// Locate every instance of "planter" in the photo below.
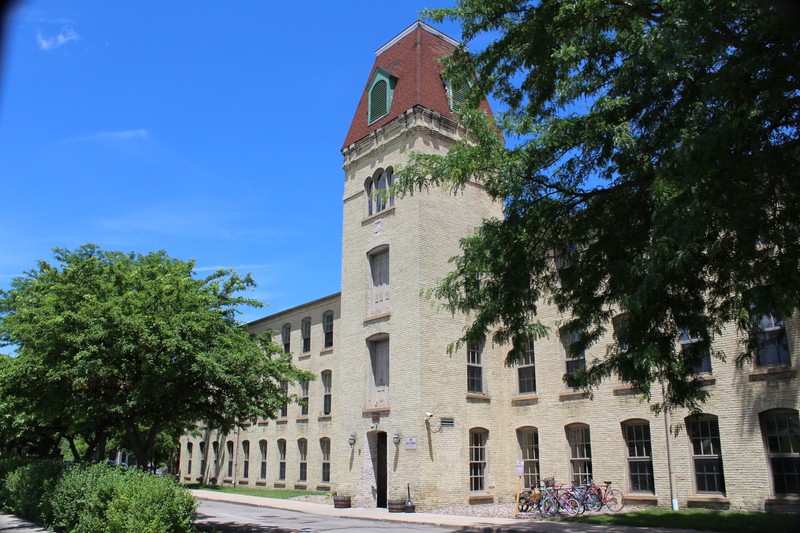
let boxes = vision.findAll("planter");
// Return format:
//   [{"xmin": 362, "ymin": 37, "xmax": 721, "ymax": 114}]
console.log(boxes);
[
  {"xmin": 404, "ymin": 501, "xmax": 416, "ymax": 513},
  {"xmin": 387, "ymin": 499, "xmax": 405, "ymax": 513},
  {"xmin": 333, "ymin": 495, "xmax": 351, "ymax": 509}
]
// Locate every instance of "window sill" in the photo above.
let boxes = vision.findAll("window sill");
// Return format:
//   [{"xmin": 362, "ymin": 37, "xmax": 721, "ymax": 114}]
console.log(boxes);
[
  {"xmin": 693, "ymin": 375, "xmax": 716, "ymax": 386},
  {"xmin": 559, "ymin": 390, "xmax": 589, "ymax": 401},
  {"xmin": 294, "ymin": 483, "xmax": 307, "ymax": 490},
  {"xmin": 511, "ymin": 394, "xmax": 538, "ymax": 405},
  {"xmin": 238, "ymin": 480, "xmax": 249, "ymax": 485},
  {"xmin": 362, "ymin": 206, "xmax": 396, "ymax": 225},
  {"xmin": 468, "ymin": 494, "xmax": 494, "ymax": 504},
  {"xmin": 318, "ymin": 415, "xmax": 332, "ymax": 421},
  {"xmin": 296, "ymin": 416, "xmax": 309, "ymax": 423},
  {"xmin": 316, "ymin": 484, "xmax": 332, "ymax": 491},
  {"xmin": 274, "ymin": 482, "xmax": 286, "ymax": 488},
  {"xmin": 276, "ymin": 419, "xmax": 288, "ymax": 425},
  {"xmin": 298, "ymin": 354, "xmax": 311, "ymax": 360},
  {"xmin": 364, "ymin": 312, "xmax": 391, "ymax": 324},
  {"xmin": 223, "ymin": 477, "xmax": 233, "ymax": 484},
  {"xmin": 257, "ymin": 420, "xmax": 269, "ymax": 427},
  {"xmin": 687, "ymin": 494, "xmax": 729, "ymax": 503},
  {"xmin": 320, "ymin": 348, "xmax": 333, "ymax": 355},
  {"xmin": 466, "ymin": 393, "xmax": 491, "ymax": 402},
  {"xmin": 362, "ymin": 407, "xmax": 390, "ymax": 415},
  {"xmin": 624, "ymin": 493, "xmax": 657, "ymax": 502},
  {"xmin": 749, "ymin": 365, "xmax": 795, "ymax": 381},
  {"xmin": 255, "ymin": 480, "xmax": 267, "ymax": 486},
  {"xmin": 183, "ymin": 475, "xmax": 192, "ymax": 481}
]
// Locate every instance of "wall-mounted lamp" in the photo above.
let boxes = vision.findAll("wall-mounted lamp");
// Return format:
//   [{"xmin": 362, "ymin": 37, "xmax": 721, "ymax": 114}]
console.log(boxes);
[
  {"xmin": 392, "ymin": 432, "xmax": 401, "ymax": 446},
  {"xmin": 348, "ymin": 433, "xmax": 356, "ymax": 447}
]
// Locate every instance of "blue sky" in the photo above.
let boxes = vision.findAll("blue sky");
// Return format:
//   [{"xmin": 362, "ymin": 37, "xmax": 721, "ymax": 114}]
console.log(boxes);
[{"xmin": 0, "ymin": 1, "xmax": 471, "ymax": 324}]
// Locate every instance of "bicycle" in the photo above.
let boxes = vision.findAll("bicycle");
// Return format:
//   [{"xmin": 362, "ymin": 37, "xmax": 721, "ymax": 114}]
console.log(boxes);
[
  {"xmin": 586, "ymin": 479, "xmax": 624, "ymax": 512},
  {"xmin": 518, "ymin": 482, "xmax": 558, "ymax": 517},
  {"xmin": 568, "ymin": 483, "xmax": 600, "ymax": 513}
]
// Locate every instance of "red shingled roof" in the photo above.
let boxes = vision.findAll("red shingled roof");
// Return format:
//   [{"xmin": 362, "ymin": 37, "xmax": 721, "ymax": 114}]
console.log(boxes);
[{"xmin": 342, "ymin": 22, "xmax": 493, "ymax": 149}]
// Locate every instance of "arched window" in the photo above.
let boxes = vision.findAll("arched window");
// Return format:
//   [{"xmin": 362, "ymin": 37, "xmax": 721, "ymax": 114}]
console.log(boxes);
[
  {"xmin": 686, "ymin": 414, "xmax": 725, "ymax": 494},
  {"xmin": 469, "ymin": 428, "xmax": 489, "ymax": 491},
  {"xmin": 622, "ymin": 419, "xmax": 654, "ymax": 493},
  {"xmin": 298, "ymin": 439, "xmax": 308, "ymax": 482},
  {"xmin": 186, "ymin": 442, "xmax": 193, "ymax": 477},
  {"xmin": 566, "ymin": 423, "xmax": 592, "ymax": 486},
  {"xmin": 279, "ymin": 380, "xmax": 288, "ymax": 418},
  {"xmin": 516, "ymin": 427, "xmax": 540, "ymax": 488},
  {"xmin": 226, "ymin": 440, "xmax": 234, "ymax": 477},
  {"xmin": 241, "ymin": 440, "xmax": 250, "ymax": 479},
  {"xmin": 199, "ymin": 441, "xmax": 206, "ymax": 476},
  {"xmin": 321, "ymin": 370, "xmax": 332, "ymax": 415},
  {"xmin": 281, "ymin": 323, "xmax": 291, "ymax": 353},
  {"xmin": 277, "ymin": 439, "xmax": 287, "ymax": 481},
  {"xmin": 365, "ymin": 168, "xmax": 394, "ymax": 217},
  {"xmin": 760, "ymin": 409, "xmax": 800, "ymax": 495},
  {"xmin": 320, "ymin": 438, "xmax": 331, "ymax": 483},
  {"xmin": 323, "ymin": 311, "xmax": 334, "ymax": 348},
  {"xmin": 301, "ymin": 317, "xmax": 311, "ymax": 353},
  {"xmin": 259, "ymin": 440, "xmax": 268, "ymax": 479}
]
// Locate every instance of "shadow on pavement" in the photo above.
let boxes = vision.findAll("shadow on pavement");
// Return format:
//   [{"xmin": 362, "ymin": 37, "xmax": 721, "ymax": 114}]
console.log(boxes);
[{"xmin": 195, "ymin": 512, "xmax": 294, "ymax": 533}]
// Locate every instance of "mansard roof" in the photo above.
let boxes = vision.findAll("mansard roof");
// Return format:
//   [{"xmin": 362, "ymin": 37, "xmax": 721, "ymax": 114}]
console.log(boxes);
[{"xmin": 342, "ymin": 21, "xmax": 493, "ymax": 148}]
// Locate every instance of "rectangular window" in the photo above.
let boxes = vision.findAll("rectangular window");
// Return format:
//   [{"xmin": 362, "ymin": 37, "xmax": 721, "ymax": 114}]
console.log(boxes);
[
  {"xmin": 321, "ymin": 438, "xmax": 331, "ymax": 483},
  {"xmin": 679, "ymin": 329, "xmax": 712, "ymax": 374},
  {"xmin": 301, "ymin": 318, "xmax": 311, "ymax": 353},
  {"xmin": 226, "ymin": 441, "xmax": 234, "ymax": 478},
  {"xmin": 300, "ymin": 380, "xmax": 309, "ymax": 416},
  {"xmin": 282, "ymin": 324, "xmax": 291, "ymax": 353},
  {"xmin": 757, "ymin": 313, "xmax": 790, "ymax": 367},
  {"xmin": 517, "ymin": 428, "xmax": 540, "ymax": 488},
  {"xmin": 368, "ymin": 250, "xmax": 390, "ymax": 316},
  {"xmin": 687, "ymin": 416, "xmax": 725, "ymax": 494},
  {"xmin": 517, "ymin": 340, "xmax": 536, "ymax": 394},
  {"xmin": 568, "ymin": 425, "xmax": 593, "ymax": 486},
  {"xmin": 467, "ymin": 341, "xmax": 484, "ymax": 394},
  {"xmin": 322, "ymin": 371, "xmax": 332, "ymax": 415},
  {"xmin": 259, "ymin": 441, "xmax": 267, "ymax": 479},
  {"xmin": 367, "ymin": 339, "xmax": 389, "ymax": 408},
  {"xmin": 298, "ymin": 440, "xmax": 307, "ymax": 482},
  {"xmin": 242, "ymin": 441, "xmax": 250, "ymax": 479},
  {"xmin": 562, "ymin": 330, "xmax": 586, "ymax": 382},
  {"xmin": 762, "ymin": 411, "xmax": 800, "ymax": 495},
  {"xmin": 624, "ymin": 422, "xmax": 654, "ymax": 493},
  {"xmin": 186, "ymin": 442, "xmax": 193, "ymax": 476},
  {"xmin": 278, "ymin": 440, "xmax": 286, "ymax": 481},
  {"xmin": 469, "ymin": 429, "xmax": 488, "ymax": 492},
  {"xmin": 323, "ymin": 312, "xmax": 334, "ymax": 348},
  {"xmin": 613, "ymin": 314, "xmax": 630, "ymax": 353}
]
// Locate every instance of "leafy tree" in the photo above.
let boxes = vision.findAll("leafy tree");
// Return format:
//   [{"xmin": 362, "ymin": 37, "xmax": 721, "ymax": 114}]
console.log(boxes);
[
  {"xmin": 399, "ymin": 0, "xmax": 800, "ymax": 410},
  {"xmin": 0, "ymin": 245, "xmax": 311, "ymax": 466}
]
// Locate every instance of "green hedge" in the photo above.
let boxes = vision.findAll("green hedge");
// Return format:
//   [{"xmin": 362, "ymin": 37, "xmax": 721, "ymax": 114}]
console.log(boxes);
[{"xmin": 0, "ymin": 460, "xmax": 197, "ymax": 532}]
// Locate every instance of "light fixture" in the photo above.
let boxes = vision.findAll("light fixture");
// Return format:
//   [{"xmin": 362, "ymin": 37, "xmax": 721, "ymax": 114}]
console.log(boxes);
[
  {"xmin": 348, "ymin": 433, "xmax": 356, "ymax": 447},
  {"xmin": 392, "ymin": 432, "xmax": 401, "ymax": 446}
]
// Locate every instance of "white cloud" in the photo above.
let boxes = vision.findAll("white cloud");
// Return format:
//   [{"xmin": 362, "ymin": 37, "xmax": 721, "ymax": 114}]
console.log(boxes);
[
  {"xmin": 76, "ymin": 129, "xmax": 149, "ymax": 142},
  {"xmin": 36, "ymin": 27, "xmax": 79, "ymax": 51}
]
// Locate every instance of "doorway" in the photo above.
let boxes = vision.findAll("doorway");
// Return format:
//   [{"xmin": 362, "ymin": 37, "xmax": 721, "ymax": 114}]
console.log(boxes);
[{"xmin": 373, "ymin": 431, "xmax": 387, "ymax": 507}]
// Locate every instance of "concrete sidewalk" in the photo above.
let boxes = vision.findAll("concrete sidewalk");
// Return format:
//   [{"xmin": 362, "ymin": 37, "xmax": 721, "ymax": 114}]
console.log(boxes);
[
  {"xmin": 190, "ymin": 489, "xmax": 712, "ymax": 533},
  {"xmin": 0, "ymin": 513, "xmax": 48, "ymax": 532}
]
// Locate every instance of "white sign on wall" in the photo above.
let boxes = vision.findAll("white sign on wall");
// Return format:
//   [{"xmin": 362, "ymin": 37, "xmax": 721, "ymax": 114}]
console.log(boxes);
[
  {"xmin": 516, "ymin": 460, "xmax": 525, "ymax": 475},
  {"xmin": 404, "ymin": 437, "xmax": 417, "ymax": 450}
]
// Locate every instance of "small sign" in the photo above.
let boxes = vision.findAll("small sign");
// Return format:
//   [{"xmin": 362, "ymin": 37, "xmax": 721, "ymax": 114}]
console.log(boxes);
[
  {"xmin": 516, "ymin": 460, "xmax": 525, "ymax": 475},
  {"xmin": 371, "ymin": 412, "xmax": 381, "ymax": 424},
  {"xmin": 404, "ymin": 437, "xmax": 417, "ymax": 450}
]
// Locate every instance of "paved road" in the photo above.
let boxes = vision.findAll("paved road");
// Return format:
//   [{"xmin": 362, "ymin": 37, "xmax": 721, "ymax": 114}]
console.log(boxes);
[
  {"xmin": 0, "ymin": 513, "xmax": 47, "ymax": 532},
  {"xmin": 196, "ymin": 499, "xmax": 451, "ymax": 532}
]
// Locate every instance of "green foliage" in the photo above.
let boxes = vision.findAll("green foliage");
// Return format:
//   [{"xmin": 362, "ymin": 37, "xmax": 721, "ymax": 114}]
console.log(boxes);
[
  {"xmin": 3, "ymin": 460, "xmax": 65, "ymax": 523},
  {"xmin": 400, "ymin": 1, "xmax": 800, "ymax": 410},
  {"xmin": 49, "ymin": 463, "xmax": 122, "ymax": 532},
  {"xmin": 0, "ymin": 245, "xmax": 312, "ymax": 466},
  {"xmin": 105, "ymin": 470, "xmax": 196, "ymax": 533},
  {"xmin": 0, "ymin": 456, "xmax": 32, "ymax": 509}
]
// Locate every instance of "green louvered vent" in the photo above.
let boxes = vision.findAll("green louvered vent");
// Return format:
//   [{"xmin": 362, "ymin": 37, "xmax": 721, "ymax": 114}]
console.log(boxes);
[
  {"xmin": 448, "ymin": 81, "xmax": 468, "ymax": 112},
  {"xmin": 370, "ymin": 80, "xmax": 388, "ymax": 123}
]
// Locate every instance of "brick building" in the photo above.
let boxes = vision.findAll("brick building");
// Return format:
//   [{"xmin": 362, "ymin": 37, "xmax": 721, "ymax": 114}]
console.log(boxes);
[{"xmin": 179, "ymin": 22, "xmax": 799, "ymax": 513}]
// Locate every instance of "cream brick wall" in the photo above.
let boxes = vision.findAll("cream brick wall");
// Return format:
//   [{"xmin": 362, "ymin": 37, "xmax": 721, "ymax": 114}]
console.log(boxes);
[{"xmin": 179, "ymin": 106, "xmax": 800, "ymax": 513}]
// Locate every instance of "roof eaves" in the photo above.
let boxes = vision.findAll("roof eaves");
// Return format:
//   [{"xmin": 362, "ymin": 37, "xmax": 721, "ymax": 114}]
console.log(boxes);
[{"xmin": 375, "ymin": 20, "xmax": 460, "ymax": 56}]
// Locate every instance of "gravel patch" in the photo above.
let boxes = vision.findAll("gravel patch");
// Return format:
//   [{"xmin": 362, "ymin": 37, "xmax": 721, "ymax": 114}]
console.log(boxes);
[{"xmin": 288, "ymin": 495, "xmax": 335, "ymax": 505}]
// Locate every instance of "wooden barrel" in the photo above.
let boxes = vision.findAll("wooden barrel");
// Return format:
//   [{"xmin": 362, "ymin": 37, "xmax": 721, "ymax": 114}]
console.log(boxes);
[
  {"xmin": 333, "ymin": 495, "xmax": 351, "ymax": 508},
  {"xmin": 387, "ymin": 499, "xmax": 405, "ymax": 513}
]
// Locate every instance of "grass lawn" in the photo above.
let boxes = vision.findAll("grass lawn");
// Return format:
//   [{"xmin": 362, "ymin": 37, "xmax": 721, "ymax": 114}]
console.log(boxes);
[
  {"xmin": 558, "ymin": 509, "xmax": 800, "ymax": 533},
  {"xmin": 185, "ymin": 483, "xmax": 329, "ymax": 500}
]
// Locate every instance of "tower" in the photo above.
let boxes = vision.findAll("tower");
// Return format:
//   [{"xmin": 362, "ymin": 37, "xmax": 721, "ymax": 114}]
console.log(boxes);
[{"xmin": 334, "ymin": 21, "xmax": 502, "ymax": 508}]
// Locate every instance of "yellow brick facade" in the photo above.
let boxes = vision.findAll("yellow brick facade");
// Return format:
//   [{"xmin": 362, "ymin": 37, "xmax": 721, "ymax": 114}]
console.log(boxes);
[{"xmin": 179, "ymin": 23, "xmax": 799, "ymax": 513}]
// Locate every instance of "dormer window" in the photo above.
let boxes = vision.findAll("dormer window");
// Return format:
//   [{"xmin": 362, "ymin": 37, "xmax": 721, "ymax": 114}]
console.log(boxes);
[
  {"xmin": 368, "ymin": 68, "xmax": 397, "ymax": 124},
  {"xmin": 444, "ymin": 76, "xmax": 470, "ymax": 112}
]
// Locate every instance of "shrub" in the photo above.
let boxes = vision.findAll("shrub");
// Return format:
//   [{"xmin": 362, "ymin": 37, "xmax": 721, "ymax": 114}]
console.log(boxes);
[
  {"xmin": 3, "ymin": 459, "xmax": 66, "ymax": 523},
  {"xmin": 49, "ymin": 462, "xmax": 122, "ymax": 532},
  {"xmin": 0, "ymin": 456, "xmax": 31, "ymax": 510},
  {"xmin": 105, "ymin": 469, "xmax": 196, "ymax": 533}
]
